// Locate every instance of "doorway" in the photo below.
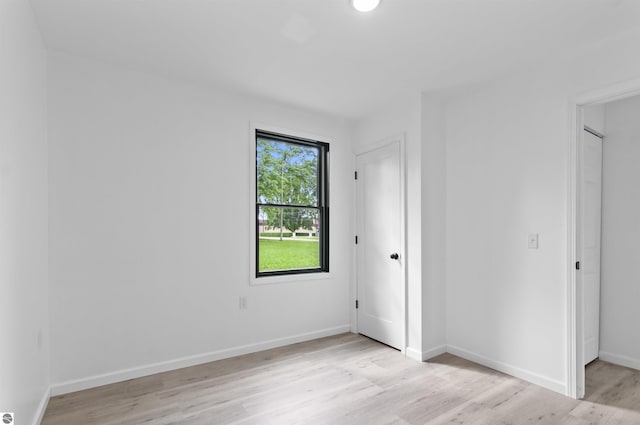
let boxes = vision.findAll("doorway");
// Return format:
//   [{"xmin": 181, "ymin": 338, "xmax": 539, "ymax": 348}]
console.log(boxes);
[
  {"xmin": 355, "ymin": 138, "xmax": 406, "ymax": 351},
  {"xmin": 571, "ymin": 83, "xmax": 640, "ymax": 399}
]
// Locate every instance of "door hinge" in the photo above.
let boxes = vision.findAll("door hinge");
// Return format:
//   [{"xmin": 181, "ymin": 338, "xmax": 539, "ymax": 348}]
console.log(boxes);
[
  {"xmin": 354, "ymin": 171, "xmax": 358, "ymax": 180},
  {"xmin": 576, "ymin": 261, "xmax": 580, "ymax": 270},
  {"xmin": 355, "ymin": 235, "xmax": 358, "ymax": 244},
  {"xmin": 355, "ymin": 300, "xmax": 359, "ymax": 309}
]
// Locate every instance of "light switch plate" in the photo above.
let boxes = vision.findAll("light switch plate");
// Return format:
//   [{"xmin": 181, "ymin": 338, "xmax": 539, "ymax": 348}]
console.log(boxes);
[{"xmin": 528, "ymin": 233, "xmax": 539, "ymax": 249}]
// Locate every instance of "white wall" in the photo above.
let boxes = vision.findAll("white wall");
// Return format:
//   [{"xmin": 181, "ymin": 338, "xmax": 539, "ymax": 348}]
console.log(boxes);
[
  {"xmin": 0, "ymin": 1, "xmax": 50, "ymax": 423},
  {"xmin": 48, "ymin": 53, "xmax": 353, "ymax": 391},
  {"xmin": 599, "ymin": 95, "xmax": 640, "ymax": 370},
  {"xmin": 584, "ymin": 104, "xmax": 606, "ymax": 135},
  {"xmin": 443, "ymin": 25, "xmax": 640, "ymax": 395},
  {"xmin": 445, "ymin": 70, "xmax": 571, "ymax": 393},
  {"xmin": 421, "ymin": 93, "xmax": 447, "ymax": 357}
]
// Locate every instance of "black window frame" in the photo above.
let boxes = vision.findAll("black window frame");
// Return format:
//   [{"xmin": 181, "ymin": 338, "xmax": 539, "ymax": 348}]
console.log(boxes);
[{"xmin": 255, "ymin": 129, "xmax": 329, "ymax": 278}]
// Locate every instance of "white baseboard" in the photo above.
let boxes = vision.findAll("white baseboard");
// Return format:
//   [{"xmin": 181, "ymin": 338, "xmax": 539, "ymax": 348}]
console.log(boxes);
[
  {"xmin": 423, "ymin": 344, "xmax": 447, "ymax": 361},
  {"xmin": 405, "ymin": 347, "xmax": 423, "ymax": 361},
  {"xmin": 51, "ymin": 325, "xmax": 350, "ymax": 396},
  {"xmin": 34, "ymin": 387, "xmax": 50, "ymax": 425},
  {"xmin": 599, "ymin": 351, "xmax": 640, "ymax": 371},
  {"xmin": 406, "ymin": 344, "xmax": 447, "ymax": 362},
  {"xmin": 446, "ymin": 345, "xmax": 567, "ymax": 395}
]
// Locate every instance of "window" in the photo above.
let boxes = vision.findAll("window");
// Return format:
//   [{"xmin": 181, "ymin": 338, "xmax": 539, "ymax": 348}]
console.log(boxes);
[{"xmin": 255, "ymin": 129, "xmax": 329, "ymax": 277}]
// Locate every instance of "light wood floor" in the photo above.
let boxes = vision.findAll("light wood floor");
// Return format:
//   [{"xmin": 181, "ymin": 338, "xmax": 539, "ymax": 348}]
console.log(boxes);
[{"xmin": 42, "ymin": 333, "xmax": 640, "ymax": 425}]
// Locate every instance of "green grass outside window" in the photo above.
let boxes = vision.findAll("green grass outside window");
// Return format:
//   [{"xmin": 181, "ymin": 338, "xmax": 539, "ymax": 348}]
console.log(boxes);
[{"xmin": 258, "ymin": 238, "xmax": 320, "ymax": 272}]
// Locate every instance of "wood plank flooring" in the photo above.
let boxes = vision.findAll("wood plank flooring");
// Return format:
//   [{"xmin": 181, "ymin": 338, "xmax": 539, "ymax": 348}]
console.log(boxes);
[{"xmin": 41, "ymin": 333, "xmax": 640, "ymax": 425}]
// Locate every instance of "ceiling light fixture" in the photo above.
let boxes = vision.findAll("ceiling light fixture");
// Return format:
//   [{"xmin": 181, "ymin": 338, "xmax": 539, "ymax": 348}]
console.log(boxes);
[{"xmin": 351, "ymin": 0, "xmax": 380, "ymax": 12}]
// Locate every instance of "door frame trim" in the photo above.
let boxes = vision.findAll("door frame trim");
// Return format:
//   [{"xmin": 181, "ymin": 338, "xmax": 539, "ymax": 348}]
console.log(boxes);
[
  {"xmin": 354, "ymin": 134, "xmax": 407, "ymax": 354},
  {"xmin": 568, "ymin": 77, "xmax": 640, "ymax": 399}
]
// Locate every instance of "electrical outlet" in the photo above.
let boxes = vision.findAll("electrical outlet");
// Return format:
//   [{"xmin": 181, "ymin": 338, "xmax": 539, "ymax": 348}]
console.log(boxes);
[
  {"xmin": 239, "ymin": 296, "xmax": 247, "ymax": 310},
  {"xmin": 528, "ymin": 233, "xmax": 539, "ymax": 249}
]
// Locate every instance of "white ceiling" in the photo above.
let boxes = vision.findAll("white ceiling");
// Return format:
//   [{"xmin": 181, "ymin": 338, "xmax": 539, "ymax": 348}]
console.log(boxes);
[{"xmin": 31, "ymin": 0, "xmax": 640, "ymax": 119}]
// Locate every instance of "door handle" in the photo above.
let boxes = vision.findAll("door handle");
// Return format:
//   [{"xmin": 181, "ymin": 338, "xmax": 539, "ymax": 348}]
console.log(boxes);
[{"xmin": 390, "ymin": 253, "xmax": 399, "ymax": 260}]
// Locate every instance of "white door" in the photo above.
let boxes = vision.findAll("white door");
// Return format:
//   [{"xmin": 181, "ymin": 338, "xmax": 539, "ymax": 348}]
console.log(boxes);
[
  {"xmin": 356, "ymin": 141, "xmax": 404, "ymax": 350},
  {"xmin": 580, "ymin": 128, "xmax": 603, "ymax": 365}
]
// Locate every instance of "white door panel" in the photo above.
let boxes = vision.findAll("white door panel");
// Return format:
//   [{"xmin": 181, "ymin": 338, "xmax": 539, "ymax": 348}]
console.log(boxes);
[
  {"xmin": 581, "ymin": 129, "xmax": 603, "ymax": 365},
  {"xmin": 356, "ymin": 141, "xmax": 404, "ymax": 350}
]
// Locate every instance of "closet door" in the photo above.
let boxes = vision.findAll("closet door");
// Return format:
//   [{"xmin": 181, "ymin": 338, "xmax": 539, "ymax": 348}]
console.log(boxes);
[{"xmin": 580, "ymin": 129, "xmax": 603, "ymax": 365}]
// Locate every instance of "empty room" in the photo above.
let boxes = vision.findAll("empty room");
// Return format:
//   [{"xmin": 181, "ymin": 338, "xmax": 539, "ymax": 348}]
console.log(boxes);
[{"xmin": 3, "ymin": 0, "xmax": 640, "ymax": 424}]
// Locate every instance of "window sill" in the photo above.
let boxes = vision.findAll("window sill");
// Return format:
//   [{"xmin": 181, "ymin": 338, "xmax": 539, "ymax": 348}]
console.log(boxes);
[{"xmin": 250, "ymin": 272, "xmax": 333, "ymax": 286}]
